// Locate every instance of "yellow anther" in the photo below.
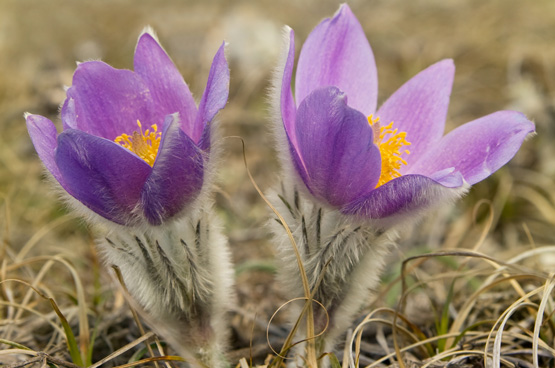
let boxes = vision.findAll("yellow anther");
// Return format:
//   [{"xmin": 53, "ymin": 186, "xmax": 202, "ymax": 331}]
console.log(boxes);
[
  {"xmin": 115, "ymin": 120, "xmax": 161, "ymax": 167},
  {"xmin": 368, "ymin": 114, "xmax": 411, "ymax": 187}
]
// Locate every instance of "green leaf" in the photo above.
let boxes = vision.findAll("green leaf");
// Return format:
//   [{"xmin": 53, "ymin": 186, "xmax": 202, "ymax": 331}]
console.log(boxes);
[
  {"xmin": 328, "ymin": 353, "xmax": 342, "ymax": 368},
  {"xmin": 0, "ymin": 338, "xmax": 33, "ymax": 351},
  {"xmin": 49, "ymin": 298, "xmax": 84, "ymax": 367},
  {"xmin": 437, "ymin": 280, "xmax": 455, "ymax": 353}
]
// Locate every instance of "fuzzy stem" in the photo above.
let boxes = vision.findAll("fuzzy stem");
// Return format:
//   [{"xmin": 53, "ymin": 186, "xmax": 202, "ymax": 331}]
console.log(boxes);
[
  {"xmin": 97, "ymin": 209, "xmax": 234, "ymax": 368},
  {"xmin": 268, "ymin": 181, "xmax": 397, "ymax": 367}
]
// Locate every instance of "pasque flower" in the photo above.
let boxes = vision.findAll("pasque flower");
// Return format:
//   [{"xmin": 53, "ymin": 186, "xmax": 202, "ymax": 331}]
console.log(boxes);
[
  {"xmin": 277, "ymin": 5, "xmax": 534, "ymax": 223},
  {"xmin": 26, "ymin": 30, "xmax": 229, "ymax": 226},
  {"xmin": 269, "ymin": 4, "xmax": 535, "ymax": 366},
  {"xmin": 26, "ymin": 30, "xmax": 234, "ymax": 368}
]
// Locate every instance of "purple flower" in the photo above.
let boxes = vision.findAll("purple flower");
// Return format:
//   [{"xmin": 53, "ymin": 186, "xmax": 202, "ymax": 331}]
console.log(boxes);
[
  {"xmin": 26, "ymin": 31, "xmax": 229, "ymax": 226},
  {"xmin": 277, "ymin": 4, "xmax": 534, "ymax": 222}
]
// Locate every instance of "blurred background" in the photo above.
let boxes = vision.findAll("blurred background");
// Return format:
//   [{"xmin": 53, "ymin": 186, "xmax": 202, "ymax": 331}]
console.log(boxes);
[{"xmin": 1, "ymin": 0, "xmax": 554, "ymax": 364}]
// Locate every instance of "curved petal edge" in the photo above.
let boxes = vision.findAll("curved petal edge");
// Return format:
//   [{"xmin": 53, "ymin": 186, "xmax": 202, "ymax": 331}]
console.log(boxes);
[
  {"xmin": 134, "ymin": 30, "xmax": 198, "ymax": 139},
  {"xmin": 377, "ymin": 59, "xmax": 455, "ymax": 165},
  {"xmin": 295, "ymin": 3, "xmax": 378, "ymax": 115},
  {"xmin": 341, "ymin": 174, "xmax": 469, "ymax": 225},
  {"xmin": 194, "ymin": 42, "xmax": 230, "ymax": 146},
  {"xmin": 26, "ymin": 114, "xmax": 64, "ymax": 185},
  {"xmin": 55, "ymin": 129, "xmax": 152, "ymax": 224},
  {"xmin": 141, "ymin": 115, "xmax": 204, "ymax": 225},
  {"xmin": 294, "ymin": 86, "xmax": 381, "ymax": 207},
  {"xmin": 408, "ymin": 110, "xmax": 535, "ymax": 185}
]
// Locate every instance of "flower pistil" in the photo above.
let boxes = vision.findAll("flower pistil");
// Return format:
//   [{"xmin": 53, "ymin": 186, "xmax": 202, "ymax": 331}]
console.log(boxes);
[
  {"xmin": 115, "ymin": 120, "xmax": 161, "ymax": 166},
  {"xmin": 368, "ymin": 115, "xmax": 411, "ymax": 187}
]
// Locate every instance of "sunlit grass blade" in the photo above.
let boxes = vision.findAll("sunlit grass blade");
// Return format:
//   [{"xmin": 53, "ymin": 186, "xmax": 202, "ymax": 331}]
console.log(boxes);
[{"xmin": 532, "ymin": 276, "xmax": 555, "ymax": 368}]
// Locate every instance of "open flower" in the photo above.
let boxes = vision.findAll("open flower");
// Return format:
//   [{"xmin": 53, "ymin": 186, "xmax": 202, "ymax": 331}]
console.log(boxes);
[
  {"xmin": 26, "ymin": 30, "xmax": 229, "ymax": 226},
  {"xmin": 277, "ymin": 4, "xmax": 534, "ymax": 223}
]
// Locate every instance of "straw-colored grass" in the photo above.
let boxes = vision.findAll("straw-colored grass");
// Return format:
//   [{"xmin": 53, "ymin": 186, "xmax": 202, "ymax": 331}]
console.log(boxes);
[{"xmin": 1, "ymin": 0, "xmax": 554, "ymax": 367}]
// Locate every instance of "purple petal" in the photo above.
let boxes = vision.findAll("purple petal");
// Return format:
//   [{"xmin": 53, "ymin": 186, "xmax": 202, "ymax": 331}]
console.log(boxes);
[
  {"xmin": 141, "ymin": 115, "xmax": 204, "ymax": 225},
  {"xmin": 65, "ymin": 61, "xmax": 156, "ymax": 140},
  {"xmin": 429, "ymin": 168, "xmax": 464, "ymax": 188},
  {"xmin": 295, "ymin": 4, "xmax": 378, "ymax": 116},
  {"xmin": 193, "ymin": 42, "xmax": 230, "ymax": 144},
  {"xmin": 376, "ymin": 60, "xmax": 454, "ymax": 167},
  {"xmin": 197, "ymin": 122, "xmax": 211, "ymax": 152},
  {"xmin": 55, "ymin": 129, "xmax": 152, "ymax": 224},
  {"xmin": 407, "ymin": 111, "xmax": 535, "ymax": 185},
  {"xmin": 279, "ymin": 28, "xmax": 298, "ymax": 150},
  {"xmin": 25, "ymin": 114, "xmax": 64, "ymax": 185},
  {"xmin": 342, "ymin": 174, "xmax": 462, "ymax": 219},
  {"xmin": 61, "ymin": 98, "xmax": 78, "ymax": 130},
  {"xmin": 133, "ymin": 32, "xmax": 199, "ymax": 139},
  {"xmin": 294, "ymin": 86, "xmax": 381, "ymax": 207}
]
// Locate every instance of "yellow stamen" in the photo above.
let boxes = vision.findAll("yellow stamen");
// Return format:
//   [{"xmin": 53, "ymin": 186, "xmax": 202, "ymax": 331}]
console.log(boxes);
[
  {"xmin": 368, "ymin": 114, "xmax": 411, "ymax": 187},
  {"xmin": 114, "ymin": 120, "xmax": 161, "ymax": 167}
]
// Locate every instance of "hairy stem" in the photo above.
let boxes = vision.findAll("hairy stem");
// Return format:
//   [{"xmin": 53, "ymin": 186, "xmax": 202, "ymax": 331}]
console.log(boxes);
[{"xmin": 98, "ymin": 209, "xmax": 234, "ymax": 368}]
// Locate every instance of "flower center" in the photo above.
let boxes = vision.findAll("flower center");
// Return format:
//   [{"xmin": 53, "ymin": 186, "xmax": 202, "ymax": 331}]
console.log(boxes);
[
  {"xmin": 114, "ymin": 120, "xmax": 161, "ymax": 167},
  {"xmin": 368, "ymin": 115, "xmax": 411, "ymax": 187}
]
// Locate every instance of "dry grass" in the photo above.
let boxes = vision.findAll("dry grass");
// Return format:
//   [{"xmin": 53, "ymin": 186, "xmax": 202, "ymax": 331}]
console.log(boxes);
[{"xmin": 1, "ymin": 0, "xmax": 554, "ymax": 367}]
